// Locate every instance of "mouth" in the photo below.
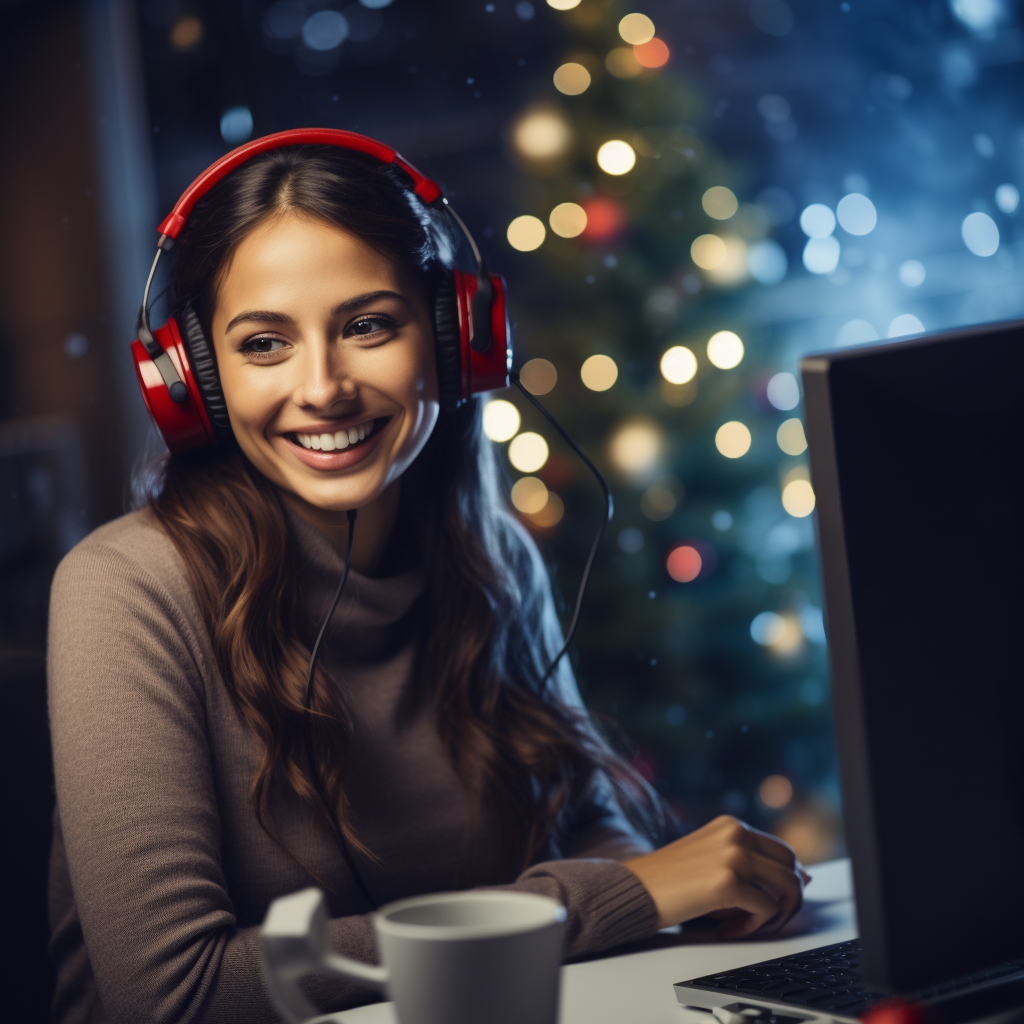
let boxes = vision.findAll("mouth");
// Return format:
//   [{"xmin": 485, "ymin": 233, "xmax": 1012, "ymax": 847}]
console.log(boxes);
[{"xmin": 285, "ymin": 417, "xmax": 388, "ymax": 453}]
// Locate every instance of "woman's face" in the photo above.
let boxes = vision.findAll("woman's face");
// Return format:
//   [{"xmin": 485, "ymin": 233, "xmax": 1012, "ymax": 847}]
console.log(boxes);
[{"xmin": 210, "ymin": 212, "xmax": 439, "ymax": 514}]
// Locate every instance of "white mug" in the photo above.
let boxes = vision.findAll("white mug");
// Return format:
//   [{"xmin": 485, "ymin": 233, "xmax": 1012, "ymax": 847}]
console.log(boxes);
[{"xmin": 261, "ymin": 887, "xmax": 567, "ymax": 1024}]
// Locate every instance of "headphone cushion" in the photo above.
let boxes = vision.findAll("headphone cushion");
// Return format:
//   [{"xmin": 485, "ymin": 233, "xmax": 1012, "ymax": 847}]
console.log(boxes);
[
  {"xmin": 433, "ymin": 274, "xmax": 464, "ymax": 412},
  {"xmin": 180, "ymin": 303, "xmax": 233, "ymax": 441}
]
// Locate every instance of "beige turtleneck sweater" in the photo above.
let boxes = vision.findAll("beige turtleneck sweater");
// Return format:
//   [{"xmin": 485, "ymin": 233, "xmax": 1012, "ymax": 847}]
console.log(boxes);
[{"xmin": 47, "ymin": 507, "xmax": 659, "ymax": 1024}]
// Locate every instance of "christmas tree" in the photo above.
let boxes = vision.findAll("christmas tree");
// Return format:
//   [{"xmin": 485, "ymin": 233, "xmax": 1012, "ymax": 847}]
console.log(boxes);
[{"xmin": 490, "ymin": 0, "xmax": 840, "ymax": 862}]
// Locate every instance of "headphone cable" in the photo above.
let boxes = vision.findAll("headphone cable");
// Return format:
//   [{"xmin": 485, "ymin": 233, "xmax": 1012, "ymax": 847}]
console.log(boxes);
[
  {"xmin": 510, "ymin": 372, "xmax": 614, "ymax": 690},
  {"xmin": 302, "ymin": 508, "xmax": 378, "ymax": 911}
]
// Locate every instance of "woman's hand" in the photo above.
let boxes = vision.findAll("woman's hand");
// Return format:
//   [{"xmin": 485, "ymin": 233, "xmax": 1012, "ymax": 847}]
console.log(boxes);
[{"xmin": 623, "ymin": 815, "xmax": 811, "ymax": 939}]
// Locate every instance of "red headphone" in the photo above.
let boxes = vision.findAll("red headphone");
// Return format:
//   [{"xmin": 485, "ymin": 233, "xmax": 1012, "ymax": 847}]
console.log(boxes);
[{"xmin": 131, "ymin": 128, "xmax": 512, "ymax": 453}]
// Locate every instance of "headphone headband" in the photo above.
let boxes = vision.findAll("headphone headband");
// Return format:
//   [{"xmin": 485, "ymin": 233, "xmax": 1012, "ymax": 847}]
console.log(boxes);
[{"xmin": 156, "ymin": 128, "xmax": 444, "ymax": 240}]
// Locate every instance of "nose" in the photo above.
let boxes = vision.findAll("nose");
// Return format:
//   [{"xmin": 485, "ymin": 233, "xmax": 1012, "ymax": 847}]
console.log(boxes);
[{"xmin": 293, "ymin": 336, "xmax": 357, "ymax": 411}]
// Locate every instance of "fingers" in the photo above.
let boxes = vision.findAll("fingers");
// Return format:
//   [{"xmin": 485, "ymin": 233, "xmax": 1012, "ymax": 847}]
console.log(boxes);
[
  {"xmin": 709, "ymin": 815, "xmax": 810, "ymax": 886},
  {"xmin": 714, "ymin": 870, "xmax": 780, "ymax": 938},
  {"xmin": 747, "ymin": 852, "xmax": 805, "ymax": 931}
]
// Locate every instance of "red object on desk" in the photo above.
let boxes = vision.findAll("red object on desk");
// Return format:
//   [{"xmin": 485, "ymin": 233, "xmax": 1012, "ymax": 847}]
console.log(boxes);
[{"xmin": 862, "ymin": 1000, "xmax": 928, "ymax": 1024}]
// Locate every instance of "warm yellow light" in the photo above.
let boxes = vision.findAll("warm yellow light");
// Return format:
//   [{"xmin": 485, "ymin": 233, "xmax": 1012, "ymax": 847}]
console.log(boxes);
[
  {"xmin": 580, "ymin": 354, "xmax": 618, "ymax": 391},
  {"xmin": 640, "ymin": 483, "xmax": 677, "ymax": 521},
  {"xmin": 512, "ymin": 109, "xmax": 571, "ymax": 160},
  {"xmin": 605, "ymin": 47, "xmax": 642, "ymax": 78},
  {"xmin": 549, "ymin": 202, "xmax": 588, "ymax": 238},
  {"xmin": 782, "ymin": 479, "xmax": 815, "ymax": 517},
  {"xmin": 702, "ymin": 186, "xmax": 739, "ymax": 220},
  {"xmin": 520, "ymin": 358, "xmax": 557, "ymax": 395},
  {"xmin": 510, "ymin": 476, "xmax": 549, "ymax": 514},
  {"xmin": 596, "ymin": 139, "xmax": 636, "ymax": 175},
  {"xmin": 691, "ymin": 233, "xmax": 727, "ymax": 269},
  {"xmin": 660, "ymin": 345, "xmax": 697, "ymax": 384},
  {"xmin": 547, "ymin": 0, "xmax": 581, "ymax": 8},
  {"xmin": 715, "ymin": 420, "xmax": 752, "ymax": 458},
  {"xmin": 553, "ymin": 62, "xmax": 591, "ymax": 95},
  {"xmin": 618, "ymin": 12, "xmax": 655, "ymax": 44},
  {"xmin": 528, "ymin": 491, "xmax": 565, "ymax": 528},
  {"xmin": 508, "ymin": 432, "xmax": 549, "ymax": 473},
  {"xmin": 707, "ymin": 330, "xmax": 744, "ymax": 369},
  {"xmin": 777, "ymin": 418, "xmax": 807, "ymax": 455},
  {"xmin": 609, "ymin": 419, "xmax": 662, "ymax": 474},
  {"xmin": 705, "ymin": 236, "xmax": 749, "ymax": 286},
  {"xmin": 759, "ymin": 774, "xmax": 794, "ymax": 809},
  {"xmin": 170, "ymin": 16, "xmax": 203, "ymax": 50},
  {"xmin": 771, "ymin": 616, "xmax": 804, "ymax": 655},
  {"xmin": 507, "ymin": 215, "xmax": 546, "ymax": 252},
  {"xmin": 482, "ymin": 399, "xmax": 521, "ymax": 442}
]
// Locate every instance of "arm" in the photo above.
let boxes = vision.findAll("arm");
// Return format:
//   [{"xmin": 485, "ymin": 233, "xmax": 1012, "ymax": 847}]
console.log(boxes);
[{"xmin": 48, "ymin": 540, "xmax": 380, "ymax": 1024}]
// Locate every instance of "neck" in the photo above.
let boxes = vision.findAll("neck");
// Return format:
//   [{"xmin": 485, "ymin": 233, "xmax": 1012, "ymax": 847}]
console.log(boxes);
[{"xmin": 281, "ymin": 480, "xmax": 402, "ymax": 576}]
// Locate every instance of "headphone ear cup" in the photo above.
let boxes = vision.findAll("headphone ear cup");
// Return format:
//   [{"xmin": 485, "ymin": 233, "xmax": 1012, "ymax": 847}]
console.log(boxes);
[
  {"xmin": 180, "ymin": 303, "xmax": 233, "ymax": 442},
  {"xmin": 433, "ymin": 274, "xmax": 465, "ymax": 412}
]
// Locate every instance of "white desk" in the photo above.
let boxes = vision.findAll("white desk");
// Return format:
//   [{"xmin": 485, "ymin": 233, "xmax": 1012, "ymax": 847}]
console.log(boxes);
[{"xmin": 329, "ymin": 858, "xmax": 857, "ymax": 1024}]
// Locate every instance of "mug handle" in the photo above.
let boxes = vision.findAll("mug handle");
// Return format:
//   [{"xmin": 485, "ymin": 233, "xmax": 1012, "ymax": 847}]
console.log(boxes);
[{"xmin": 261, "ymin": 888, "xmax": 389, "ymax": 1024}]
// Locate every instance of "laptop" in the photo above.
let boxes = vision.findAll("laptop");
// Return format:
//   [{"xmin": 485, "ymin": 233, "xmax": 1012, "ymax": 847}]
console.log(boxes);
[{"xmin": 673, "ymin": 320, "xmax": 1024, "ymax": 1024}]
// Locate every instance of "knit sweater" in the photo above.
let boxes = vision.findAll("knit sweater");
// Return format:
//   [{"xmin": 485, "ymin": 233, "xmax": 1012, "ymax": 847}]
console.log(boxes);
[{"xmin": 47, "ymin": 507, "xmax": 659, "ymax": 1024}]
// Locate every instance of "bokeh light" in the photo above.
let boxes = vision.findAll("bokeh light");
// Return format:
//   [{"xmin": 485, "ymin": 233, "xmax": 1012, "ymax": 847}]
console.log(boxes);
[
  {"xmin": 782, "ymin": 478, "xmax": 815, "ymax": 517},
  {"xmin": 667, "ymin": 545, "xmax": 702, "ymax": 582},
  {"xmin": 605, "ymin": 47, "xmax": 642, "ymax": 78},
  {"xmin": 507, "ymin": 215, "xmax": 546, "ymax": 251},
  {"xmin": 759, "ymin": 774, "xmax": 794, "ymax": 809},
  {"xmin": 799, "ymin": 203, "xmax": 836, "ymax": 238},
  {"xmin": 170, "ymin": 16, "xmax": 203, "ymax": 50},
  {"xmin": 748, "ymin": 239, "xmax": 788, "ymax": 284},
  {"xmin": 302, "ymin": 9, "xmax": 348, "ymax": 49},
  {"xmin": 715, "ymin": 421, "xmax": 752, "ymax": 458},
  {"xmin": 702, "ymin": 186, "xmax": 739, "ymax": 220},
  {"xmin": 580, "ymin": 197, "xmax": 626, "ymax": 242},
  {"xmin": 609, "ymin": 419, "xmax": 662, "ymax": 474},
  {"xmin": 835, "ymin": 320, "xmax": 879, "ymax": 346},
  {"xmin": 546, "ymin": 0, "xmax": 581, "ymax": 9},
  {"xmin": 553, "ymin": 62, "xmax": 591, "ymax": 95},
  {"xmin": 777, "ymin": 418, "xmax": 808, "ymax": 455},
  {"xmin": 767, "ymin": 372, "xmax": 800, "ymax": 410},
  {"xmin": 705, "ymin": 236, "xmax": 749, "ymax": 286},
  {"xmin": 510, "ymin": 476, "xmax": 549, "ymax": 514},
  {"xmin": 641, "ymin": 482, "xmax": 679, "ymax": 520},
  {"xmin": 220, "ymin": 106, "xmax": 254, "ymax": 144},
  {"xmin": 803, "ymin": 236, "xmax": 841, "ymax": 274},
  {"xmin": 528, "ymin": 491, "xmax": 565, "ymax": 528},
  {"xmin": 596, "ymin": 139, "xmax": 636, "ymax": 175},
  {"xmin": 750, "ymin": 611, "xmax": 784, "ymax": 645},
  {"xmin": 482, "ymin": 399, "xmax": 521, "ymax": 442},
  {"xmin": 519, "ymin": 358, "xmax": 557, "ymax": 395},
  {"xmin": 836, "ymin": 193, "xmax": 877, "ymax": 235},
  {"xmin": 548, "ymin": 202, "xmax": 588, "ymax": 238},
  {"xmin": 634, "ymin": 38, "xmax": 670, "ymax": 68},
  {"xmin": 995, "ymin": 183, "xmax": 1020, "ymax": 214},
  {"xmin": 508, "ymin": 432, "xmax": 549, "ymax": 472},
  {"xmin": 707, "ymin": 330, "xmax": 744, "ymax": 369},
  {"xmin": 512, "ymin": 109, "xmax": 571, "ymax": 160},
  {"xmin": 899, "ymin": 259, "xmax": 926, "ymax": 287},
  {"xmin": 888, "ymin": 314, "xmax": 925, "ymax": 337},
  {"xmin": 580, "ymin": 354, "xmax": 618, "ymax": 391},
  {"xmin": 660, "ymin": 345, "xmax": 698, "ymax": 384},
  {"xmin": 962, "ymin": 211, "xmax": 1000, "ymax": 256},
  {"xmin": 618, "ymin": 12, "xmax": 655, "ymax": 44},
  {"xmin": 691, "ymin": 234, "xmax": 727, "ymax": 270},
  {"xmin": 618, "ymin": 527, "xmax": 644, "ymax": 553}
]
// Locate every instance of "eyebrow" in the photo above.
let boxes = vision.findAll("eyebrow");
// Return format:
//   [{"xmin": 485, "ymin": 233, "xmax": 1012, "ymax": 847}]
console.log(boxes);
[{"xmin": 224, "ymin": 290, "xmax": 410, "ymax": 333}]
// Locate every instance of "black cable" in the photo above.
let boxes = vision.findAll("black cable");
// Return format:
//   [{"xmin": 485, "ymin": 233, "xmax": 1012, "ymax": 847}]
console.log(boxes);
[
  {"xmin": 511, "ymin": 371, "xmax": 614, "ymax": 690},
  {"xmin": 302, "ymin": 509, "xmax": 378, "ymax": 911}
]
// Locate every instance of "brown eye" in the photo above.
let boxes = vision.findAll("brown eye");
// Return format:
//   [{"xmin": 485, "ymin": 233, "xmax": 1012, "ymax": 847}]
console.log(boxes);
[
  {"xmin": 241, "ymin": 336, "xmax": 285, "ymax": 354},
  {"xmin": 350, "ymin": 316, "xmax": 395, "ymax": 336}
]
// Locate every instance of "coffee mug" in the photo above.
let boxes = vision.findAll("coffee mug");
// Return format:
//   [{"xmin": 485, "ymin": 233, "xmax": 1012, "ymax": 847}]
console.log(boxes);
[{"xmin": 261, "ymin": 887, "xmax": 567, "ymax": 1024}]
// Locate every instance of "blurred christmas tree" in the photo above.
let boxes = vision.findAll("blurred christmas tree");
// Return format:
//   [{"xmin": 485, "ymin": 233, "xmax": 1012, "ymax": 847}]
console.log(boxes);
[{"xmin": 490, "ymin": 0, "xmax": 841, "ymax": 863}]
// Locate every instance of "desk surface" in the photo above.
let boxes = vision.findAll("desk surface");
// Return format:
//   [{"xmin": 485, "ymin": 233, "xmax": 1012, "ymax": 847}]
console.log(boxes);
[{"xmin": 329, "ymin": 858, "xmax": 856, "ymax": 1024}]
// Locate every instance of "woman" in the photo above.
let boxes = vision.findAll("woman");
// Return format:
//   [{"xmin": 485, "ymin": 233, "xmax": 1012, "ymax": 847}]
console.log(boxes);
[{"xmin": 47, "ymin": 139, "xmax": 808, "ymax": 1024}]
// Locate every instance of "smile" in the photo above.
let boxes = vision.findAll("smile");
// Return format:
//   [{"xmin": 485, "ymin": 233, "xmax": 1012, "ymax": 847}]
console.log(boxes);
[{"xmin": 287, "ymin": 417, "xmax": 386, "ymax": 452}]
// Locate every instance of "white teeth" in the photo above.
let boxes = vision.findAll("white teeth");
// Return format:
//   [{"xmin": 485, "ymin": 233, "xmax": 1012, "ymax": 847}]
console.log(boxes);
[
  {"xmin": 294, "ymin": 420, "xmax": 377, "ymax": 454},
  {"xmin": 320, "ymin": 433, "xmax": 336, "ymax": 451},
  {"xmin": 348, "ymin": 427, "xmax": 359, "ymax": 444},
  {"xmin": 310, "ymin": 434, "xmax": 321, "ymax": 450},
  {"xmin": 298, "ymin": 434, "xmax": 312, "ymax": 449},
  {"xmin": 334, "ymin": 431, "xmax": 349, "ymax": 449}
]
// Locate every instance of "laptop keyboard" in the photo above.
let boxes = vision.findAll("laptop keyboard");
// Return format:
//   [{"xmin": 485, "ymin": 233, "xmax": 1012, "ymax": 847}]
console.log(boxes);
[{"xmin": 683, "ymin": 939, "xmax": 1024, "ymax": 1019}]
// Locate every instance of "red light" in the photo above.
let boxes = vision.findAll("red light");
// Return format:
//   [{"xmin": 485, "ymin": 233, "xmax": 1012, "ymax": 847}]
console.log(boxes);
[
  {"xmin": 581, "ymin": 197, "xmax": 626, "ymax": 242},
  {"xmin": 634, "ymin": 38, "xmax": 670, "ymax": 68},
  {"xmin": 667, "ymin": 545, "xmax": 702, "ymax": 582}
]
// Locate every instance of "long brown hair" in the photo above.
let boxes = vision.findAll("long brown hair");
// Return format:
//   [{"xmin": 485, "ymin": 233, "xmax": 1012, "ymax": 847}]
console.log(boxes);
[{"xmin": 142, "ymin": 145, "xmax": 664, "ymax": 875}]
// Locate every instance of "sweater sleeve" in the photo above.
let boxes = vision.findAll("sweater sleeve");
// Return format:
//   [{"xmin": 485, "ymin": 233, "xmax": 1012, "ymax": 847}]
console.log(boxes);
[{"xmin": 48, "ymin": 541, "xmax": 382, "ymax": 1024}]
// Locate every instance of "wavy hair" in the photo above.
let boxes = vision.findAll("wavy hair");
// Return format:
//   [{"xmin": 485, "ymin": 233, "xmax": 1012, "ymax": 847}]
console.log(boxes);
[{"xmin": 141, "ymin": 145, "xmax": 664, "ymax": 877}]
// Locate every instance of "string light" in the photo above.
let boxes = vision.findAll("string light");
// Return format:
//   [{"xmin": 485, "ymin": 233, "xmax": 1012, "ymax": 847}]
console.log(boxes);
[
  {"xmin": 519, "ymin": 358, "xmax": 557, "ymax": 395},
  {"xmin": 512, "ymin": 109, "xmax": 571, "ymax": 160},
  {"xmin": 691, "ymin": 234, "xmax": 727, "ymax": 270},
  {"xmin": 609, "ymin": 419, "xmax": 661, "ymax": 474},
  {"xmin": 553, "ymin": 62, "xmax": 591, "ymax": 95},
  {"xmin": 618, "ymin": 12, "xmax": 655, "ymax": 44},
  {"xmin": 510, "ymin": 476, "xmax": 549, "ymax": 514},
  {"xmin": 715, "ymin": 421, "xmax": 751, "ymax": 458},
  {"xmin": 482, "ymin": 399, "xmax": 521, "ymax": 442},
  {"xmin": 667, "ymin": 545, "xmax": 702, "ymax": 582},
  {"xmin": 782, "ymin": 478, "xmax": 815, "ymax": 517},
  {"xmin": 660, "ymin": 345, "xmax": 698, "ymax": 384},
  {"xmin": 508, "ymin": 432, "xmax": 549, "ymax": 472},
  {"xmin": 549, "ymin": 202, "xmax": 588, "ymax": 238},
  {"xmin": 702, "ymin": 186, "xmax": 739, "ymax": 220},
  {"xmin": 777, "ymin": 418, "xmax": 807, "ymax": 455},
  {"xmin": 707, "ymin": 330, "xmax": 744, "ymax": 369},
  {"xmin": 597, "ymin": 140, "xmax": 636, "ymax": 175},
  {"xmin": 507, "ymin": 215, "xmax": 546, "ymax": 251},
  {"xmin": 580, "ymin": 354, "xmax": 618, "ymax": 391}
]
